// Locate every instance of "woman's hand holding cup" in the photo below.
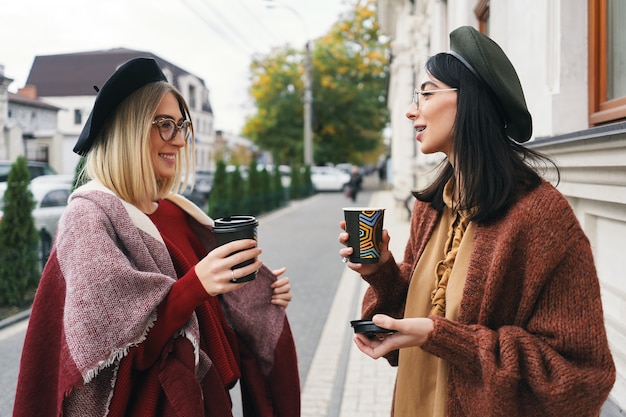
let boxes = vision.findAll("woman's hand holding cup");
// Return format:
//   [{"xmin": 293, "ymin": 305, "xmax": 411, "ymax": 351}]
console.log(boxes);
[
  {"xmin": 195, "ymin": 239, "xmax": 262, "ymax": 296},
  {"xmin": 338, "ymin": 219, "xmax": 391, "ymax": 275}
]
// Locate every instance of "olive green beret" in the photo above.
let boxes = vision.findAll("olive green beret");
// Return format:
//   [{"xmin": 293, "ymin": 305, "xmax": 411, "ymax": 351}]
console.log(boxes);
[
  {"xmin": 448, "ymin": 26, "xmax": 532, "ymax": 143},
  {"xmin": 73, "ymin": 57, "xmax": 167, "ymax": 155}
]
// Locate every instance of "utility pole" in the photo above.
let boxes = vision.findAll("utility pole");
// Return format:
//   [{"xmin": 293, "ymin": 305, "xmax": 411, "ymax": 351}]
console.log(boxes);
[
  {"xmin": 303, "ymin": 40, "xmax": 313, "ymax": 166},
  {"xmin": 265, "ymin": 1, "xmax": 314, "ymax": 166}
]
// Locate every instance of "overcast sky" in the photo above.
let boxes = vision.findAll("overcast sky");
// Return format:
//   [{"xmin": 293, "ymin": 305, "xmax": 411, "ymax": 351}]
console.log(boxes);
[{"xmin": 0, "ymin": 0, "xmax": 351, "ymax": 133}]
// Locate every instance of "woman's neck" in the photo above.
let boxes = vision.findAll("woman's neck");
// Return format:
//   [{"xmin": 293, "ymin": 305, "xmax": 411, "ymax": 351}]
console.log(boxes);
[{"xmin": 137, "ymin": 200, "xmax": 159, "ymax": 215}]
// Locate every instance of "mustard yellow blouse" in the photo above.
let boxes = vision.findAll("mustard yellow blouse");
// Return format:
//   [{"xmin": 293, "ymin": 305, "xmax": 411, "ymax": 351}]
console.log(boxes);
[{"xmin": 393, "ymin": 181, "xmax": 475, "ymax": 417}]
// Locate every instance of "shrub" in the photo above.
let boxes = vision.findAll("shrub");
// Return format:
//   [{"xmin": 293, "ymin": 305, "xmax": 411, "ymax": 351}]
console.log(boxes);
[
  {"xmin": 259, "ymin": 166, "xmax": 272, "ymax": 213},
  {"xmin": 0, "ymin": 157, "xmax": 40, "ymax": 306},
  {"xmin": 72, "ymin": 156, "xmax": 87, "ymax": 191},
  {"xmin": 289, "ymin": 164, "xmax": 302, "ymax": 200},
  {"xmin": 228, "ymin": 165, "xmax": 245, "ymax": 215},
  {"xmin": 208, "ymin": 159, "xmax": 229, "ymax": 219},
  {"xmin": 271, "ymin": 165, "xmax": 285, "ymax": 209},
  {"xmin": 302, "ymin": 165, "xmax": 314, "ymax": 197},
  {"xmin": 247, "ymin": 160, "xmax": 261, "ymax": 216}
]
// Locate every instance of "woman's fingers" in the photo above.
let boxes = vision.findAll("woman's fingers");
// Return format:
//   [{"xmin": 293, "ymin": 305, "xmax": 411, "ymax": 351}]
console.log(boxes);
[
  {"xmin": 271, "ymin": 276, "xmax": 292, "ymax": 308},
  {"xmin": 195, "ymin": 239, "xmax": 262, "ymax": 296}
]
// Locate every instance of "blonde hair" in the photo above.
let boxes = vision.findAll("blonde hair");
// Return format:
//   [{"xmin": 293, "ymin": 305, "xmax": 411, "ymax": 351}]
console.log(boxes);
[{"xmin": 82, "ymin": 82, "xmax": 195, "ymax": 206}]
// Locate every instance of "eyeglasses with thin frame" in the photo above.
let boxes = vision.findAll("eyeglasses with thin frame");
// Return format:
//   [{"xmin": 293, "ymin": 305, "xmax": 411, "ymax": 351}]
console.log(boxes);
[
  {"xmin": 412, "ymin": 88, "xmax": 458, "ymax": 108},
  {"xmin": 152, "ymin": 117, "xmax": 192, "ymax": 142}
]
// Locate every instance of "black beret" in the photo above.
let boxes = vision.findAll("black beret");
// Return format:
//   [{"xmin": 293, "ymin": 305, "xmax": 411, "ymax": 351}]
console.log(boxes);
[
  {"xmin": 448, "ymin": 26, "xmax": 532, "ymax": 143},
  {"xmin": 73, "ymin": 57, "xmax": 167, "ymax": 155}
]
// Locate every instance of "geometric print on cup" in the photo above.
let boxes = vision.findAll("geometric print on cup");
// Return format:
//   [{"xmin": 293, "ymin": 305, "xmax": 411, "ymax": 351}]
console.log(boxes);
[{"xmin": 358, "ymin": 210, "xmax": 384, "ymax": 259}]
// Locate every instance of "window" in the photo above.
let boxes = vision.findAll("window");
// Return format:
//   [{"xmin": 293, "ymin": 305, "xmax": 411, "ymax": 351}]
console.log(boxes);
[
  {"xmin": 40, "ymin": 189, "xmax": 70, "ymax": 208},
  {"xmin": 74, "ymin": 109, "xmax": 82, "ymax": 125},
  {"xmin": 588, "ymin": 0, "xmax": 626, "ymax": 125},
  {"xmin": 188, "ymin": 85, "xmax": 197, "ymax": 110}
]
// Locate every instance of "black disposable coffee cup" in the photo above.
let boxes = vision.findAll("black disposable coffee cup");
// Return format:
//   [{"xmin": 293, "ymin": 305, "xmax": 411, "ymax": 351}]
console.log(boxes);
[{"xmin": 213, "ymin": 215, "xmax": 259, "ymax": 282}]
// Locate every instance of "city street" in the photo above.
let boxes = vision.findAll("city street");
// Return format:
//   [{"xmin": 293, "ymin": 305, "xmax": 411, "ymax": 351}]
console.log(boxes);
[{"xmin": 1, "ymin": 173, "xmax": 622, "ymax": 417}]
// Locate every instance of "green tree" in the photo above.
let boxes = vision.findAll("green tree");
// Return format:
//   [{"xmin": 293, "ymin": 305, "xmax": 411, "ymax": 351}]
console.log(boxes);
[
  {"xmin": 242, "ymin": 0, "xmax": 390, "ymax": 165},
  {"xmin": 208, "ymin": 159, "xmax": 229, "ymax": 219},
  {"xmin": 0, "ymin": 157, "xmax": 40, "ymax": 306},
  {"xmin": 244, "ymin": 46, "xmax": 303, "ymax": 164}
]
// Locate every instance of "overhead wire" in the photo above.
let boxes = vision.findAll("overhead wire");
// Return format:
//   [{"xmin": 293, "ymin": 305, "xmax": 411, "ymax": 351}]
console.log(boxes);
[
  {"xmin": 179, "ymin": 0, "xmax": 309, "ymax": 60},
  {"xmin": 233, "ymin": 0, "xmax": 283, "ymax": 48},
  {"xmin": 179, "ymin": 0, "xmax": 258, "ymax": 56}
]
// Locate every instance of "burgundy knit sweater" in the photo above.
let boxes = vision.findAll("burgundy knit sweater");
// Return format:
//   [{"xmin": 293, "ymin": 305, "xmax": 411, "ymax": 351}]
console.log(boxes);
[{"xmin": 361, "ymin": 180, "xmax": 615, "ymax": 417}]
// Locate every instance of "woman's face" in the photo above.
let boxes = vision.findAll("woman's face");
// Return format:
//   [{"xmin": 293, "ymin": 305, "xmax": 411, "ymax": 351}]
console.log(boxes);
[
  {"xmin": 406, "ymin": 76, "xmax": 458, "ymax": 160},
  {"xmin": 149, "ymin": 92, "xmax": 187, "ymax": 180}
]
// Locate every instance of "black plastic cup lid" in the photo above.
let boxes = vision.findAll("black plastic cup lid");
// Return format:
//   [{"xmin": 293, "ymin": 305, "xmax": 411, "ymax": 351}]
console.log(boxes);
[
  {"xmin": 350, "ymin": 319, "xmax": 396, "ymax": 336},
  {"xmin": 213, "ymin": 215, "xmax": 258, "ymax": 233}
]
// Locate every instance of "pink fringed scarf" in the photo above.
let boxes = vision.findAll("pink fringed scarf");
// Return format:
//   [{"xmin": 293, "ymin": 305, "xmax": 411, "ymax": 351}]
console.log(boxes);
[{"xmin": 13, "ymin": 181, "xmax": 300, "ymax": 417}]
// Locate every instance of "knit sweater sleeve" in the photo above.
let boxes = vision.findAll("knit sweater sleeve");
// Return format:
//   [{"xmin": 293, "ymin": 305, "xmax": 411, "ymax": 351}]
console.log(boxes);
[{"xmin": 420, "ymin": 183, "xmax": 616, "ymax": 416}]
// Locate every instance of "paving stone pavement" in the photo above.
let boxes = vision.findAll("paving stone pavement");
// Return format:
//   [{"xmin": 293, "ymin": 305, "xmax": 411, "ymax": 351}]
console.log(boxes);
[{"xmin": 300, "ymin": 189, "xmax": 409, "ymax": 417}]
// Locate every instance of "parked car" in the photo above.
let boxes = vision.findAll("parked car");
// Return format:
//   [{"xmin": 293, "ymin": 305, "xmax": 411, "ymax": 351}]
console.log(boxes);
[
  {"xmin": 335, "ymin": 163, "xmax": 354, "ymax": 175},
  {"xmin": 310, "ymin": 166, "xmax": 351, "ymax": 192},
  {"xmin": 251, "ymin": 164, "xmax": 292, "ymax": 188},
  {"xmin": 31, "ymin": 174, "xmax": 75, "ymax": 186},
  {"xmin": 0, "ymin": 160, "xmax": 57, "ymax": 182},
  {"xmin": 182, "ymin": 170, "xmax": 214, "ymax": 209},
  {"xmin": 0, "ymin": 180, "xmax": 72, "ymax": 241}
]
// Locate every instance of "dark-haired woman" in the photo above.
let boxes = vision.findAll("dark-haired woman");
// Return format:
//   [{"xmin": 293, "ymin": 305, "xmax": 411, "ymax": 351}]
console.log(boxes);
[{"xmin": 338, "ymin": 26, "xmax": 614, "ymax": 417}]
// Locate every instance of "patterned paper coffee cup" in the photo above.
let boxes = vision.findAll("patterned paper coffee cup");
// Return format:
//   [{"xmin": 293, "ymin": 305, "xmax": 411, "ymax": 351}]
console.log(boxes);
[{"xmin": 343, "ymin": 208, "xmax": 385, "ymax": 264}]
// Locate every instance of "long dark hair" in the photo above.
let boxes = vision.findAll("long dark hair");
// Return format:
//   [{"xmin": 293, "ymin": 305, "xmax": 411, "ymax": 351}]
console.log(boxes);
[{"xmin": 413, "ymin": 53, "xmax": 558, "ymax": 224}]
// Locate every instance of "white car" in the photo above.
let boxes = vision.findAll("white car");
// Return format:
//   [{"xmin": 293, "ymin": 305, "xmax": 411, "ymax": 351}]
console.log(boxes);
[
  {"xmin": 0, "ymin": 180, "xmax": 72, "ymax": 241},
  {"xmin": 31, "ymin": 174, "xmax": 75, "ymax": 185},
  {"xmin": 310, "ymin": 166, "xmax": 351, "ymax": 192}
]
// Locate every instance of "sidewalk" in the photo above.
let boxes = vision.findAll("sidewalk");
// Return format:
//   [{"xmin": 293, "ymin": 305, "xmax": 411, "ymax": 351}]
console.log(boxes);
[{"xmin": 301, "ymin": 189, "xmax": 410, "ymax": 417}]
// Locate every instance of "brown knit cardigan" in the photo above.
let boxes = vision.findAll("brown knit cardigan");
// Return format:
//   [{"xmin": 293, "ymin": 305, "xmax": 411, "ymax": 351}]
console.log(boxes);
[{"xmin": 361, "ymin": 180, "xmax": 615, "ymax": 417}]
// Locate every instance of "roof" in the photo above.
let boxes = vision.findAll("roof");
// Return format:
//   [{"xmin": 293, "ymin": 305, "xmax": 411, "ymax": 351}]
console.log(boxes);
[
  {"xmin": 8, "ymin": 92, "xmax": 61, "ymax": 111},
  {"xmin": 25, "ymin": 48, "xmax": 207, "ymax": 97}
]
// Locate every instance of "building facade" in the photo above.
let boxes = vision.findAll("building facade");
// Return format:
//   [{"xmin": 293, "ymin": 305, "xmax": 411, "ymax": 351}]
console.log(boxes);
[
  {"xmin": 8, "ymin": 89, "xmax": 63, "ymax": 171},
  {"xmin": 23, "ymin": 48, "xmax": 217, "ymax": 175},
  {"xmin": 1, "ymin": 65, "xmax": 63, "ymax": 170},
  {"xmin": 377, "ymin": 0, "xmax": 625, "ymax": 413}
]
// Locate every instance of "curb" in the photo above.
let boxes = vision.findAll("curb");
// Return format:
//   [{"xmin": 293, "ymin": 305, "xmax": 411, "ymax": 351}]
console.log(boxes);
[{"xmin": 0, "ymin": 308, "xmax": 31, "ymax": 331}]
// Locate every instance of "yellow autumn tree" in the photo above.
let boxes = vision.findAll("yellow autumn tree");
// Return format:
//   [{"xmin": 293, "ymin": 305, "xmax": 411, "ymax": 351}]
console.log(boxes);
[{"xmin": 242, "ymin": 0, "xmax": 390, "ymax": 165}]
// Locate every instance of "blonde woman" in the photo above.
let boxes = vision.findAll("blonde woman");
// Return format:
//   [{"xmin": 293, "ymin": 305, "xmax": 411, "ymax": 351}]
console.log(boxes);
[{"xmin": 14, "ymin": 58, "xmax": 300, "ymax": 417}]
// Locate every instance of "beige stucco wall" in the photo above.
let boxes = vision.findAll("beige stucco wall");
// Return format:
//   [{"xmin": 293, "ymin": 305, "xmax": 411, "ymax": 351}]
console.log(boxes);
[{"xmin": 530, "ymin": 128, "xmax": 626, "ymax": 408}]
